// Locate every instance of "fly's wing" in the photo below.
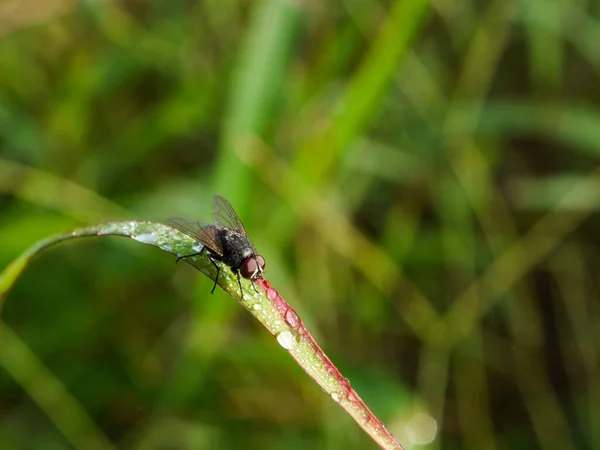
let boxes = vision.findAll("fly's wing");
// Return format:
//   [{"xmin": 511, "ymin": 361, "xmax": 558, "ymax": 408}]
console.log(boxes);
[
  {"xmin": 167, "ymin": 217, "xmax": 223, "ymax": 257},
  {"xmin": 212, "ymin": 195, "xmax": 247, "ymax": 236}
]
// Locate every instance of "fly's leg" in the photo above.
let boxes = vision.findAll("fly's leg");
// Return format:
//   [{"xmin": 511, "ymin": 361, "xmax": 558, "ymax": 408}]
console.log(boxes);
[
  {"xmin": 208, "ymin": 254, "xmax": 220, "ymax": 294},
  {"xmin": 176, "ymin": 248, "xmax": 221, "ymax": 295},
  {"xmin": 175, "ymin": 250, "xmax": 204, "ymax": 263},
  {"xmin": 234, "ymin": 271, "xmax": 244, "ymax": 298}
]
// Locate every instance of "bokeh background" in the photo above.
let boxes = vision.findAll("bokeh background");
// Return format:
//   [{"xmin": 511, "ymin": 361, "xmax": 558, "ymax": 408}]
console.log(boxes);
[{"xmin": 1, "ymin": 0, "xmax": 599, "ymax": 449}]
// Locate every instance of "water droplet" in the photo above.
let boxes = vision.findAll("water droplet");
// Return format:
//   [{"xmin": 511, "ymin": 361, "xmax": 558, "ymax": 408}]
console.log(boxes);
[
  {"xmin": 276, "ymin": 331, "xmax": 298, "ymax": 350},
  {"xmin": 99, "ymin": 224, "xmax": 118, "ymax": 234},
  {"xmin": 124, "ymin": 222, "xmax": 137, "ymax": 234},
  {"xmin": 253, "ymin": 303, "xmax": 262, "ymax": 311},
  {"xmin": 331, "ymin": 392, "xmax": 342, "ymax": 403},
  {"xmin": 348, "ymin": 391, "xmax": 360, "ymax": 403},
  {"xmin": 133, "ymin": 232, "xmax": 157, "ymax": 244},
  {"xmin": 284, "ymin": 309, "xmax": 300, "ymax": 328},
  {"xmin": 361, "ymin": 410, "xmax": 370, "ymax": 424}
]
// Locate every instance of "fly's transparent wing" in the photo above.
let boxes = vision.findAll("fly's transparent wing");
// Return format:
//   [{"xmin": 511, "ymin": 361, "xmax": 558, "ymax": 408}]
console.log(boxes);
[
  {"xmin": 212, "ymin": 195, "xmax": 247, "ymax": 236},
  {"xmin": 167, "ymin": 216, "xmax": 223, "ymax": 257}
]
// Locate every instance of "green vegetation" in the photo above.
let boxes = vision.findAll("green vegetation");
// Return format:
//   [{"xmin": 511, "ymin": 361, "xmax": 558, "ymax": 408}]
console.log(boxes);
[{"xmin": 1, "ymin": 1, "xmax": 599, "ymax": 449}]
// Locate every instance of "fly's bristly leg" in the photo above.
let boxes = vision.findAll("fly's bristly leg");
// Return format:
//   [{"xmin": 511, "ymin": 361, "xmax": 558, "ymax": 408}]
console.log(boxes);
[
  {"xmin": 235, "ymin": 272, "xmax": 244, "ymax": 298},
  {"xmin": 176, "ymin": 245, "xmax": 209, "ymax": 263},
  {"xmin": 175, "ymin": 251, "xmax": 203, "ymax": 263},
  {"xmin": 208, "ymin": 254, "xmax": 220, "ymax": 294},
  {"xmin": 175, "ymin": 248, "xmax": 221, "ymax": 295}
]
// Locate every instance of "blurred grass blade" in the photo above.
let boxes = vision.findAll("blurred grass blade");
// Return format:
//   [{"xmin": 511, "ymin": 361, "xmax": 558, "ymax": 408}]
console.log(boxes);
[
  {"xmin": 0, "ymin": 158, "xmax": 128, "ymax": 223},
  {"xmin": 215, "ymin": 0, "xmax": 301, "ymax": 210},
  {"xmin": 294, "ymin": 0, "xmax": 430, "ymax": 184},
  {"xmin": 0, "ymin": 323, "xmax": 117, "ymax": 450}
]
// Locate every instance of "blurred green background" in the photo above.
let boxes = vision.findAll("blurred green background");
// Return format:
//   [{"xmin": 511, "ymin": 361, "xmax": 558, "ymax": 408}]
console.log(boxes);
[{"xmin": 1, "ymin": 0, "xmax": 599, "ymax": 449}]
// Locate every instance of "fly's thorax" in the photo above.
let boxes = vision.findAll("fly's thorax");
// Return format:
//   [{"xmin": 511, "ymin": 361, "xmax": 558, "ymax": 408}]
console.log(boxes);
[{"xmin": 218, "ymin": 228, "xmax": 256, "ymax": 268}]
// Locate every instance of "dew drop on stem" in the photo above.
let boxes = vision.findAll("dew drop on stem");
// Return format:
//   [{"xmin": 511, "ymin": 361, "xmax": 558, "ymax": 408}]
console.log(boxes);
[{"xmin": 276, "ymin": 330, "xmax": 298, "ymax": 350}]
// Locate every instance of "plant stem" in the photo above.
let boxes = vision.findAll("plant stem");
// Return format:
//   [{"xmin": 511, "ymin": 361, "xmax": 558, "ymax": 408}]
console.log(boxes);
[{"xmin": 254, "ymin": 277, "xmax": 403, "ymax": 450}]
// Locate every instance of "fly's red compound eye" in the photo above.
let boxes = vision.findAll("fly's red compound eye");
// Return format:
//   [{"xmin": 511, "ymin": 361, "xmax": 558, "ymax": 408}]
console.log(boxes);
[
  {"xmin": 255, "ymin": 254, "xmax": 266, "ymax": 271},
  {"xmin": 240, "ymin": 258, "xmax": 258, "ymax": 279}
]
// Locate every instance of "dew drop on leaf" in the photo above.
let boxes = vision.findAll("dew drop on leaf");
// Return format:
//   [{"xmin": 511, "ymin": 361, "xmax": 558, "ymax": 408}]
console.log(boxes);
[{"xmin": 276, "ymin": 330, "xmax": 298, "ymax": 350}]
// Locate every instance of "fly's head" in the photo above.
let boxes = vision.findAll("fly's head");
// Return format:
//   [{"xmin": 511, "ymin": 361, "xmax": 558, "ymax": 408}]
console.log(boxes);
[{"xmin": 240, "ymin": 254, "xmax": 266, "ymax": 281}]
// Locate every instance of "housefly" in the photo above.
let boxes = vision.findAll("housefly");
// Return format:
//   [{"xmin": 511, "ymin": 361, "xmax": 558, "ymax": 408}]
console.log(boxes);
[{"xmin": 168, "ymin": 195, "xmax": 266, "ymax": 297}]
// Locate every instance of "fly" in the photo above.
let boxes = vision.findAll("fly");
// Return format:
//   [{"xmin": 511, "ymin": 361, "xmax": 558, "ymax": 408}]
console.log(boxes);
[{"xmin": 168, "ymin": 195, "xmax": 266, "ymax": 297}]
